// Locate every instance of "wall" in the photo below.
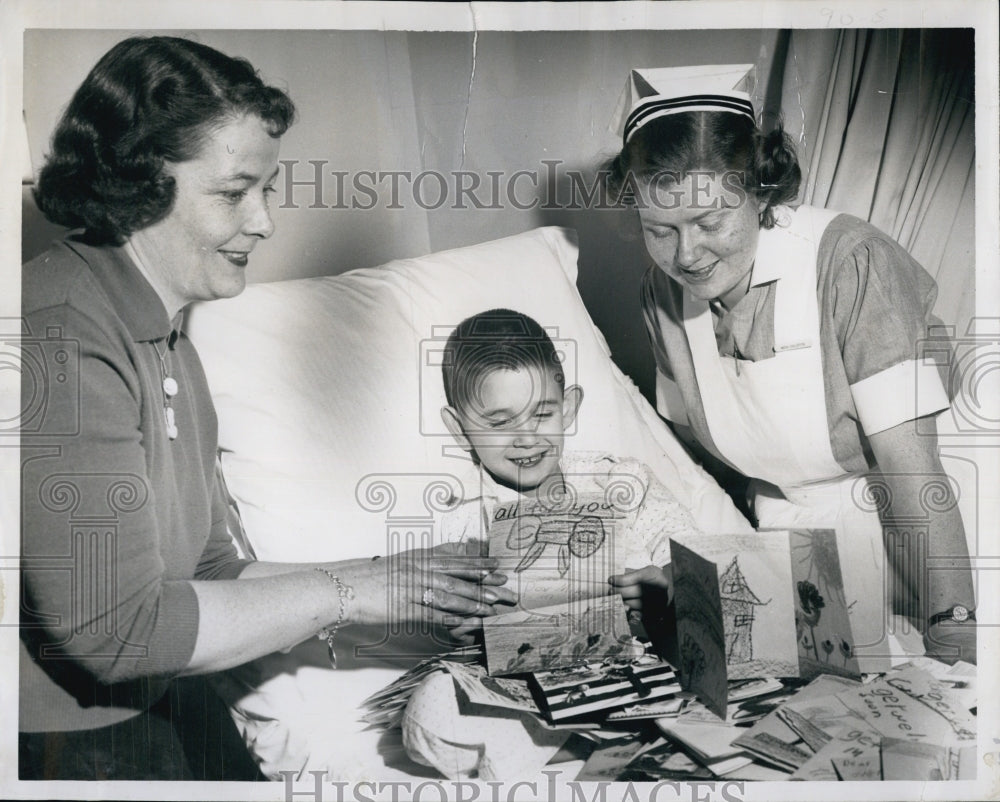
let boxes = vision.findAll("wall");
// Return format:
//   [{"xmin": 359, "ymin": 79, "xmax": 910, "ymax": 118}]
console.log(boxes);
[{"xmin": 23, "ymin": 28, "xmax": 783, "ymax": 402}]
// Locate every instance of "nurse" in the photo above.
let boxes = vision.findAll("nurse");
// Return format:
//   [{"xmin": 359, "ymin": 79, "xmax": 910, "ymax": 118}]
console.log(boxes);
[{"xmin": 604, "ymin": 64, "xmax": 976, "ymax": 668}]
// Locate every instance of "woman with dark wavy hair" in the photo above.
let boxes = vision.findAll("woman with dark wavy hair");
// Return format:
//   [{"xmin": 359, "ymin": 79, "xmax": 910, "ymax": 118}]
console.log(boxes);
[
  {"xmin": 20, "ymin": 35, "xmax": 511, "ymax": 780},
  {"xmin": 604, "ymin": 65, "xmax": 976, "ymax": 671}
]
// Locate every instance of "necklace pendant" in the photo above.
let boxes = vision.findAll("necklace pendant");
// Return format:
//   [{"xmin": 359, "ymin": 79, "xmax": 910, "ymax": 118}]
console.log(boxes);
[
  {"xmin": 164, "ymin": 406, "xmax": 178, "ymax": 440},
  {"xmin": 162, "ymin": 376, "xmax": 179, "ymax": 397}
]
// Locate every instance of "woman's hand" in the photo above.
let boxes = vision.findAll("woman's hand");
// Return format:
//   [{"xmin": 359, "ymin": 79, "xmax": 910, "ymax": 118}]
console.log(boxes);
[
  {"xmin": 349, "ymin": 540, "xmax": 517, "ymax": 632},
  {"xmin": 609, "ymin": 564, "xmax": 672, "ymax": 615}
]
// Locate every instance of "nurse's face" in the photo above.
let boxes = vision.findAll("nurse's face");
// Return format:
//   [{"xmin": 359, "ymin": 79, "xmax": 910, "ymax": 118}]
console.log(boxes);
[
  {"xmin": 638, "ymin": 171, "xmax": 763, "ymax": 309},
  {"xmin": 129, "ymin": 113, "xmax": 281, "ymax": 316}
]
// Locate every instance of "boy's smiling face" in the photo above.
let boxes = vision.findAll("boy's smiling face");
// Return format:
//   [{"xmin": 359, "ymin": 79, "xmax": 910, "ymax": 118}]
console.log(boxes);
[{"xmin": 442, "ymin": 364, "xmax": 582, "ymax": 494}]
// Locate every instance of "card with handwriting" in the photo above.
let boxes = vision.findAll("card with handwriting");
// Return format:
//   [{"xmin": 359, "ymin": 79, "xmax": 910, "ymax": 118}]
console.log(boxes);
[{"xmin": 483, "ymin": 491, "xmax": 631, "ymax": 675}]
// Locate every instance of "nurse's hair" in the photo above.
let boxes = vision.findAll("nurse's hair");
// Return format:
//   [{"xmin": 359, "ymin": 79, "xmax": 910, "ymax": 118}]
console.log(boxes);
[
  {"xmin": 602, "ymin": 112, "xmax": 800, "ymax": 229},
  {"xmin": 442, "ymin": 308, "xmax": 565, "ymax": 415},
  {"xmin": 34, "ymin": 35, "xmax": 296, "ymax": 244}
]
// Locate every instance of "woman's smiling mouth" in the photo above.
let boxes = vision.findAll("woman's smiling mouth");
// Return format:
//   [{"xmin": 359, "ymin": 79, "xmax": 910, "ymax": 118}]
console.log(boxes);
[
  {"xmin": 219, "ymin": 250, "xmax": 250, "ymax": 266},
  {"xmin": 679, "ymin": 261, "xmax": 718, "ymax": 282}
]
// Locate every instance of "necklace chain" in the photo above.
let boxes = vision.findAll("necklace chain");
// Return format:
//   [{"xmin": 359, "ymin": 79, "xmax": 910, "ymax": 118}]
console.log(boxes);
[{"xmin": 154, "ymin": 337, "xmax": 179, "ymax": 440}]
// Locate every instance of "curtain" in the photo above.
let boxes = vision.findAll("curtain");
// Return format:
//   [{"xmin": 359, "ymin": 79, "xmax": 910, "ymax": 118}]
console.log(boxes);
[{"xmin": 777, "ymin": 29, "xmax": 975, "ymax": 336}]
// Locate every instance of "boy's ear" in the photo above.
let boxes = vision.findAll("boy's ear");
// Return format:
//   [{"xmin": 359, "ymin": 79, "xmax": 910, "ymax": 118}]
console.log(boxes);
[
  {"xmin": 562, "ymin": 385, "xmax": 583, "ymax": 430},
  {"xmin": 441, "ymin": 406, "xmax": 473, "ymax": 451}
]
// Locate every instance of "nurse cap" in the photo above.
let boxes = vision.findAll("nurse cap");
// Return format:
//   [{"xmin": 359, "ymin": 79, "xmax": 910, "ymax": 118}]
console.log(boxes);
[{"xmin": 612, "ymin": 64, "xmax": 756, "ymax": 145}]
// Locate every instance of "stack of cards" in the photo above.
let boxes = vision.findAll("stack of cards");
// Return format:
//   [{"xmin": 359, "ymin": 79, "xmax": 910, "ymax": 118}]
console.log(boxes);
[
  {"xmin": 359, "ymin": 645, "xmax": 484, "ymax": 729},
  {"xmin": 729, "ymin": 660, "xmax": 978, "ymax": 780},
  {"xmin": 530, "ymin": 653, "xmax": 681, "ymax": 722}
]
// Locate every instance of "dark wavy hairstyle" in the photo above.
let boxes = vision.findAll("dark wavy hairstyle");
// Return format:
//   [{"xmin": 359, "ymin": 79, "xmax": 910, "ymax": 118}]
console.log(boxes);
[
  {"xmin": 33, "ymin": 36, "xmax": 296, "ymax": 244},
  {"xmin": 602, "ymin": 112, "xmax": 800, "ymax": 229},
  {"xmin": 442, "ymin": 309, "xmax": 565, "ymax": 414}
]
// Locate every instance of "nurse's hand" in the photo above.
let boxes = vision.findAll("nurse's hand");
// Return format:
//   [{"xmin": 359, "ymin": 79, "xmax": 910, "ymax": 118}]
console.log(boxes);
[
  {"xmin": 609, "ymin": 564, "xmax": 672, "ymax": 616},
  {"xmin": 923, "ymin": 619, "xmax": 977, "ymax": 666}
]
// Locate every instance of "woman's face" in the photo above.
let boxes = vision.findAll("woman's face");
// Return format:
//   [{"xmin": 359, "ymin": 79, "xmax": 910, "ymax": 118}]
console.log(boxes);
[
  {"xmin": 129, "ymin": 114, "xmax": 281, "ymax": 316},
  {"xmin": 637, "ymin": 171, "xmax": 763, "ymax": 309}
]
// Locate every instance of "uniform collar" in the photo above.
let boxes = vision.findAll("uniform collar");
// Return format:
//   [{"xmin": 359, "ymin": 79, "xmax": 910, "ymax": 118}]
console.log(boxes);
[
  {"xmin": 748, "ymin": 221, "xmax": 794, "ymax": 287},
  {"xmin": 66, "ymin": 234, "xmax": 178, "ymax": 343},
  {"xmin": 746, "ymin": 205, "xmax": 805, "ymax": 288}
]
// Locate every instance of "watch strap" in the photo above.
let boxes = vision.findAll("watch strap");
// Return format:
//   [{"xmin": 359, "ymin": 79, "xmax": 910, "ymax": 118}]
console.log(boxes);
[{"xmin": 928, "ymin": 605, "xmax": 976, "ymax": 626}]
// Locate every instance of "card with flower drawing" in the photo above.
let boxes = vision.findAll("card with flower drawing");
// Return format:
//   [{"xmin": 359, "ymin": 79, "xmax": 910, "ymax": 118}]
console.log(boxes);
[{"xmin": 670, "ymin": 529, "xmax": 859, "ymax": 718}]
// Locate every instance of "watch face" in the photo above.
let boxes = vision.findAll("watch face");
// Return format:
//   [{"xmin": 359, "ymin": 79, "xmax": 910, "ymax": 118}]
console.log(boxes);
[{"xmin": 952, "ymin": 604, "xmax": 970, "ymax": 622}]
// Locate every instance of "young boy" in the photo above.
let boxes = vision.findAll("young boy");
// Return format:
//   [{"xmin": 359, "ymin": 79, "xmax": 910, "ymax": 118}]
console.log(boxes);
[{"xmin": 401, "ymin": 309, "xmax": 703, "ymax": 780}]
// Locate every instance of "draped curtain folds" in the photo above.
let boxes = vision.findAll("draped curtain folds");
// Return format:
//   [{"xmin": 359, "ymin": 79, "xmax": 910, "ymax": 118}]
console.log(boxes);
[{"xmin": 778, "ymin": 29, "xmax": 976, "ymax": 336}]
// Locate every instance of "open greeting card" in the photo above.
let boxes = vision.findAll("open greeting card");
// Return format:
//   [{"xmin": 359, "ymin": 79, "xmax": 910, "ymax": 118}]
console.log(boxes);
[
  {"xmin": 481, "ymin": 490, "xmax": 634, "ymax": 675},
  {"xmin": 670, "ymin": 529, "xmax": 860, "ymax": 717}
]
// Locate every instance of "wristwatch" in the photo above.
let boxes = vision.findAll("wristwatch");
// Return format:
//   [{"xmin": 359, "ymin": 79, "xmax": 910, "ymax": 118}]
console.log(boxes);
[{"xmin": 928, "ymin": 604, "xmax": 976, "ymax": 626}]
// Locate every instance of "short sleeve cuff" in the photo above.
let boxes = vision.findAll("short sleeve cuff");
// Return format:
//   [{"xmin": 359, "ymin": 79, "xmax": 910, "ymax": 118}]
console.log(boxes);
[
  {"xmin": 850, "ymin": 358, "xmax": 950, "ymax": 435},
  {"xmin": 655, "ymin": 368, "xmax": 689, "ymax": 425}
]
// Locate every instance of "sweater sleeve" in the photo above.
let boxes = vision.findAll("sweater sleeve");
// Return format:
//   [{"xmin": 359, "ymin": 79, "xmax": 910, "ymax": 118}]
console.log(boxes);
[
  {"xmin": 193, "ymin": 474, "xmax": 253, "ymax": 580},
  {"xmin": 20, "ymin": 304, "xmax": 199, "ymax": 683}
]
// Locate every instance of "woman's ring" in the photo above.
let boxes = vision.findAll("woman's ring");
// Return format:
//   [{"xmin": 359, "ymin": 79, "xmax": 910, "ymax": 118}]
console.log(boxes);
[{"xmin": 421, "ymin": 588, "xmax": 435, "ymax": 607}]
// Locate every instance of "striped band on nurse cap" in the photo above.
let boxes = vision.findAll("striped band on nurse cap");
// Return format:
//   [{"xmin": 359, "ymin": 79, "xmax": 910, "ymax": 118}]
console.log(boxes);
[{"xmin": 611, "ymin": 64, "xmax": 756, "ymax": 144}]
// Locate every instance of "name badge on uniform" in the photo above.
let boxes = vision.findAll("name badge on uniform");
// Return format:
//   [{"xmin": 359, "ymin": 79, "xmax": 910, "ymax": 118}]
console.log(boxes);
[{"xmin": 774, "ymin": 339, "xmax": 813, "ymax": 353}]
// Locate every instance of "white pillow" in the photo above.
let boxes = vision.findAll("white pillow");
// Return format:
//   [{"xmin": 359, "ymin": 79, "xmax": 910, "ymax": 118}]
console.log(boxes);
[
  {"xmin": 187, "ymin": 226, "xmax": 747, "ymax": 565},
  {"xmin": 185, "ymin": 226, "xmax": 751, "ymax": 779}
]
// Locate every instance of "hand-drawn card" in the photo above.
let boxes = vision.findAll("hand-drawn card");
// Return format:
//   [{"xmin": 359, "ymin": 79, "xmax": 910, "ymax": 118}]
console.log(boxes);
[
  {"xmin": 605, "ymin": 697, "xmax": 685, "ymax": 722},
  {"xmin": 668, "ymin": 539, "xmax": 728, "ymax": 717},
  {"xmin": 832, "ymin": 750, "xmax": 882, "ymax": 781},
  {"xmin": 785, "ymin": 529, "xmax": 861, "ymax": 679},
  {"xmin": 731, "ymin": 673, "xmax": 862, "ymax": 772},
  {"xmin": 575, "ymin": 736, "xmax": 651, "ymax": 781},
  {"xmin": 441, "ymin": 660, "xmax": 539, "ymax": 713},
  {"xmin": 483, "ymin": 490, "xmax": 631, "ymax": 674},
  {"xmin": 530, "ymin": 652, "xmax": 679, "ymax": 721},
  {"xmin": 831, "ymin": 666, "xmax": 977, "ymax": 747},
  {"xmin": 482, "ymin": 593, "xmax": 633, "ymax": 675},
  {"xmin": 670, "ymin": 529, "xmax": 860, "ymax": 716},
  {"xmin": 488, "ymin": 491, "xmax": 627, "ymax": 609},
  {"xmin": 670, "ymin": 532, "xmax": 798, "ymax": 716},
  {"xmin": 880, "ymin": 738, "xmax": 962, "ymax": 781},
  {"xmin": 782, "ymin": 663, "xmax": 978, "ymax": 781},
  {"xmin": 790, "ymin": 718, "xmax": 885, "ymax": 781}
]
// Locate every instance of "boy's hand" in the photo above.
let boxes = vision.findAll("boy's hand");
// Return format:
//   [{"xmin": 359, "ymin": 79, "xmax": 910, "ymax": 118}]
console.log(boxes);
[{"xmin": 609, "ymin": 564, "xmax": 672, "ymax": 614}]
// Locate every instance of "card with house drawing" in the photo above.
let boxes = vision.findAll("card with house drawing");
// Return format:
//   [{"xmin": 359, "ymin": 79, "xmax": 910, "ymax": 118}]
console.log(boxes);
[
  {"xmin": 670, "ymin": 529, "xmax": 858, "ymax": 717},
  {"xmin": 482, "ymin": 491, "xmax": 632, "ymax": 675}
]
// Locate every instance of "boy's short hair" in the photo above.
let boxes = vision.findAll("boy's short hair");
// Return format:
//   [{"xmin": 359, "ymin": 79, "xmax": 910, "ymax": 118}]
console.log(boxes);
[{"xmin": 442, "ymin": 309, "xmax": 564, "ymax": 413}]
